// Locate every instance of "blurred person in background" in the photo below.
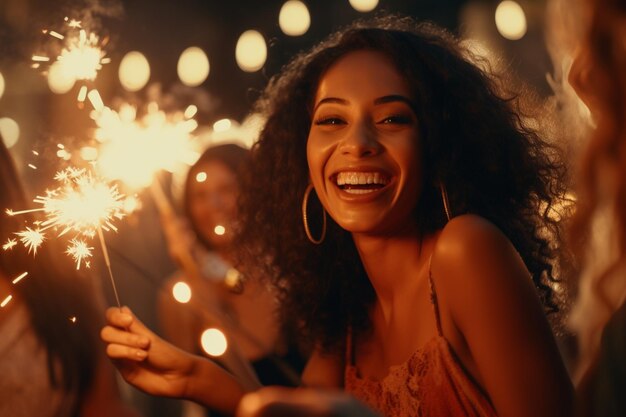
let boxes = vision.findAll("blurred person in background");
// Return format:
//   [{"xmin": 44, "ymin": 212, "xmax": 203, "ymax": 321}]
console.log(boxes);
[
  {"xmin": 158, "ymin": 143, "xmax": 303, "ymax": 416},
  {"xmin": 0, "ymin": 137, "xmax": 141, "ymax": 417}
]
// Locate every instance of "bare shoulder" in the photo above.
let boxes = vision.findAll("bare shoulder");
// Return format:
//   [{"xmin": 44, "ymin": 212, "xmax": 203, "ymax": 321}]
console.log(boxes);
[
  {"xmin": 430, "ymin": 214, "xmax": 537, "ymax": 326},
  {"xmin": 435, "ymin": 214, "xmax": 517, "ymax": 261}
]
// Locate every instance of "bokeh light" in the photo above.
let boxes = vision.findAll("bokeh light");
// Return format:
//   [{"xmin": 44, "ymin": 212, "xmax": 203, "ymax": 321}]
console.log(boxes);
[
  {"xmin": 172, "ymin": 281, "xmax": 192, "ymax": 303},
  {"xmin": 0, "ymin": 72, "xmax": 5, "ymax": 100},
  {"xmin": 349, "ymin": 0, "xmax": 379, "ymax": 13},
  {"xmin": 119, "ymin": 51, "xmax": 151, "ymax": 92},
  {"xmin": 80, "ymin": 146, "xmax": 99, "ymax": 161},
  {"xmin": 196, "ymin": 172, "xmax": 207, "ymax": 183},
  {"xmin": 213, "ymin": 118, "xmax": 232, "ymax": 132},
  {"xmin": 0, "ymin": 117, "xmax": 20, "ymax": 148},
  {"xmin": 279, "ymin": 1, "xmax": 311, "ymax": 36},
  {"xmin": 495, "ymin": 1, "xmax": 527, "ymax": 40},
  {"xmin": 214, "ymin": 225, "xmax": 225, "ymax": 236},
  {"xmin": 235, "ymin": 30, "xmax": 267, "ymax": 72},
  {"xmin": 200, "ymin": 328, "xmax": 228, "ymax": 356},
  {"xmin": 178, "ymin": 47, "xmax": 210, "ymax": 87},
  {"xmin": 48, "ymin": 61, "xmax": 76, "ymax": 94}
]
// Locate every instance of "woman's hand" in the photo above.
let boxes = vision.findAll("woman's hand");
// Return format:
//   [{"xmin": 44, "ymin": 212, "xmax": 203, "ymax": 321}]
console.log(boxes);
[
  {"xmin": 236, "ymin": 387, "xmax": 381, "ymax": 417},
  {"xmin": 101, "ymin": 306, "xmax": 247, "ymax": 412},
  {"xmin": 101, "ymin": 306, "xmax": 197, "ymax": 398}
]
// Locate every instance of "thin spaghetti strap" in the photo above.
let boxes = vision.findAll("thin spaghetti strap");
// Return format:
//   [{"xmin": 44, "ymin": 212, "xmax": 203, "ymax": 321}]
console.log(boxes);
[
  {"xmin": 345, "ymin": 327, "xmax": 355, "ymax": 366},
  {"xmin": 428, "ymin": 254, "xmax": 444, "ymax": 337}
]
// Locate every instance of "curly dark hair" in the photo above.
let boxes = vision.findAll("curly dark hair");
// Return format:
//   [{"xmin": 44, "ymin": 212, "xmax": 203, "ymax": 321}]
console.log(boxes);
[{"xmin": 236, "ymin": 15, "xmax": 568, "ymax": 353}]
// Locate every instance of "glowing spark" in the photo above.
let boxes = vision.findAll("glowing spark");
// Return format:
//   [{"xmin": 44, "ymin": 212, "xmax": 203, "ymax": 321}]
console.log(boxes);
[
  {"xmin": 3, "ymin": 238, "xmax": 17, "ymax": 250},
  {"xmin": 28, "ymin": 164, "xmax": 37, "ymax": 170},
  {"xmin": 11, "ymin": 167, "xmax": 125, "ymax": 268},
  {"xmin": 16, "ymin": 227, "xmax": 45, "ymax": 255},
  {"xmin": 67, "ymin": 19, "xmax": 82, "ymax": 29},
  {"xmin": 32, "ymin": 150, "xmax": 39, "ymax": 156},
  {"xmin": 1, "ymin": 295, "xmax": 12, "ymax": 308},
  {"xmin": 88, "ymin": 89, "xmax": 104, "ymax": 111},
  {"xmin": 34, "ymin": 18, "xmax": 108, "ymax": 101},
  {"xmin": 66, "ymin": 239, "xmax": 93, "ymax": 269},
  {"xmin": 48, "ymin": 31, "xmax": 64, "ymax": 40},
  {"xmin": 33, "ymin": 168, "xmax": 124, "ymax": 237},
  {"xmin": 12, "ymin": 272, "xmax": 28, "ymax": 284},
  {"xmin": 77, "ymin": 86, "xmax": 88, "ymax": 103},
  {"xmin": 69, "ymin": 316, "xmax": 77, "ymax": 323}
]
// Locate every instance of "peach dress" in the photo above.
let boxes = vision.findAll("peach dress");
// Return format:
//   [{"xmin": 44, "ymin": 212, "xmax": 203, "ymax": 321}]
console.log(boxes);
[{"xmin": 344, "ymin": 262, "xmax": 498, "ymax": 417}]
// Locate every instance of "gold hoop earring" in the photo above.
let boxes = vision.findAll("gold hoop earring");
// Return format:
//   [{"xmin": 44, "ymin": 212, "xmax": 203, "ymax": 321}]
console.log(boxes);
[
  {"xmin": 302, "ymin": 184, "xmax": 327, "ymax": 244},
  {"xmin": 439, "ymin": 183, "xmax": 452, "ymax": 222}
]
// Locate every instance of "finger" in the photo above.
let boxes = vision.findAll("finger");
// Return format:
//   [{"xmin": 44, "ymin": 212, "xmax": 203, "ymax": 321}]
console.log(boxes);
[
  {"xmin": 105, "ymin": 306, "xmax": 134, "ymax": 328},
  {"xmin": 106, "ymin": 343, "xmax": 148, "ymax": 362},
  {"xmin": 119, "ymin": 306, "xmax": 154, "ymax": 335},
  {"xmin": 100, "ymin": 325, "xmax": 150, "ymax": 349}
]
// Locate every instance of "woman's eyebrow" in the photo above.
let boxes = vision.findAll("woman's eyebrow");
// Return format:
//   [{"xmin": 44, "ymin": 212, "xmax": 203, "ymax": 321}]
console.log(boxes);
[
  {"xmin": 313, "ymin": 97, "xmax": 348, "ymax": 113},
  {"xmin": 373, "ymin": 94, "xmax": 414, "ymax": 107}
]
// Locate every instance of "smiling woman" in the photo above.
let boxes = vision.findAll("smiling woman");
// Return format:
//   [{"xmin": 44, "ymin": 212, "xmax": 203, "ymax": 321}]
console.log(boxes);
[
  {"xmin": 235, "ymin": 14, "xmax": 574, "ymax": 417},
  {"xmin": 100, "ymin": 14, "xmax": 574, "ymax": 417}
]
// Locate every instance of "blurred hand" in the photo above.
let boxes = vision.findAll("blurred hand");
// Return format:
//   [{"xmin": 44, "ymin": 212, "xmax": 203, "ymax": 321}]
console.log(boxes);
[
  {"xmin": 100, "ymin": 306, "xmax": 197, "ymax": 398},
  {"xmin": 236, "ymin": 387, "xmax": 381, "ymax": 417}
]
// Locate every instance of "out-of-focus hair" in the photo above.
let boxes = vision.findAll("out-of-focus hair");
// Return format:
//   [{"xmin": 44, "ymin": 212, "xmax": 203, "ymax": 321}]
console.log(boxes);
[{"xmin": 568, "ymin": 0, "xmax": 626, "ymax": 377}]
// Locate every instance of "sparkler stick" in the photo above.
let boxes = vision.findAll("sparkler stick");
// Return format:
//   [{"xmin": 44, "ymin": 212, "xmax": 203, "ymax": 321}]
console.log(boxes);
[{"xmin": 97, "ymin": 226, "xmax": 122, "ymax": 308}]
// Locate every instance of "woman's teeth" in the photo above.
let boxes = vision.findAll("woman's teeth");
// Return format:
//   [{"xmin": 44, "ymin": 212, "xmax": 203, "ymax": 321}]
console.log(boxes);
[{"xmin": 335, "ymin": 172, "xmax": 390, "ymax": 194}]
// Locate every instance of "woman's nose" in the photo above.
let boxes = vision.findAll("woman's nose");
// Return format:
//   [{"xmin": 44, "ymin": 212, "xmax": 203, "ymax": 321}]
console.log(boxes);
[{"xmin": 338, "ymin": 121, "xmax": 382, "ymax": 158}]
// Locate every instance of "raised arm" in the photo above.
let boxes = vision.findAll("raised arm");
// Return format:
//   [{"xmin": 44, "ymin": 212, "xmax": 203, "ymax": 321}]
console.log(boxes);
[{"xmin": 431, "ymin": 214, "xmax": 574, "ymax": 417}]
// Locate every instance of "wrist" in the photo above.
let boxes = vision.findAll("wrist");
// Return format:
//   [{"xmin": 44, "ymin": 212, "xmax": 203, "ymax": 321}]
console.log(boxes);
[{"xmin": 184, "ymin": 356, "xmax": 246, "ymax": 413}]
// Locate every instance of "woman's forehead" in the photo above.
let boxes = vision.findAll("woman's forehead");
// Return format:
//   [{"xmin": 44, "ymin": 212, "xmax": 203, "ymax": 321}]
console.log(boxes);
[{"xmin": 314, "ymin": 50, "xmax": 410, "ymax": 103}]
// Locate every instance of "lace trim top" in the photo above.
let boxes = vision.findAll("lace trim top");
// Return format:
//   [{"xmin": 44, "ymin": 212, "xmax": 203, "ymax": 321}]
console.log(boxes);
[{"xmin": 344, "ymin": 256, "xmax": 498, "ymax": 417}]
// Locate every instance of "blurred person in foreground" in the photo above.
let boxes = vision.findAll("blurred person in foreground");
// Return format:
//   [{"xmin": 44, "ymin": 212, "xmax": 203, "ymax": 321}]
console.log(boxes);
[
  {"xmin": 0, "ymin": 138, "xmax": 141, "ymax": 417},
  {"xmin": 567, "ymin": 0, "xmax": 626, "ymax": 415}
]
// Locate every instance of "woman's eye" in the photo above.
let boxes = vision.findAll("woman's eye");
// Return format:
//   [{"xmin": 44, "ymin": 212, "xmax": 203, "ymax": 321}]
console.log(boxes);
[
  {"xmin": 314, "ymin": 117, "xmax": 346, "ymax": 126},
  {"xmin": 379, "ymin": 115, "xmax": 412, "ymax": 124}
]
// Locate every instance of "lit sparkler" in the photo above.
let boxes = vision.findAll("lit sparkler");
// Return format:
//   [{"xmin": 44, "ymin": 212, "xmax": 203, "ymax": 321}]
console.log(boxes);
[
  {"xmin": 92, "ymin": 102, "xmax": 200, "ymax": 190},
  {"xmin": 6, "ymin": 166, "xmax": 126, "ymax": 306},
  {"xmin": 33, "ymin": 17, "xmax": 110, "ymax": 103}
]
